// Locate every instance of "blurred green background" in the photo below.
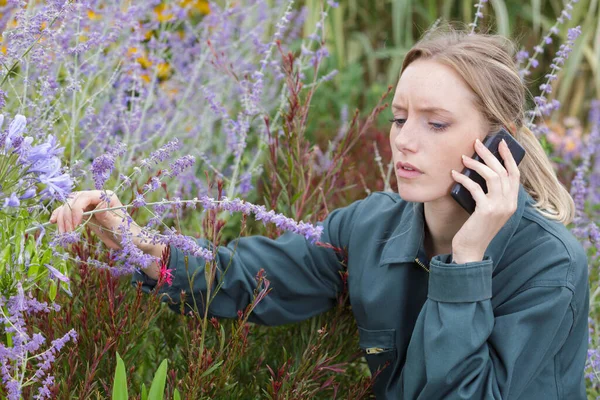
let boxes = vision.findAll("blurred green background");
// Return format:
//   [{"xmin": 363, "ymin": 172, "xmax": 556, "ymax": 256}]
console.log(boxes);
[{"xmin": 299, "ymin": 0, "xmax": 598, "ymax": 134}]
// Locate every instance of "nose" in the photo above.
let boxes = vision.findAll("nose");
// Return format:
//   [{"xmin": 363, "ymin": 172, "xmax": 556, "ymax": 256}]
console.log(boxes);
[{"xmin": 392, "ymin": 119, "xmax": 418, "ymax": 154}]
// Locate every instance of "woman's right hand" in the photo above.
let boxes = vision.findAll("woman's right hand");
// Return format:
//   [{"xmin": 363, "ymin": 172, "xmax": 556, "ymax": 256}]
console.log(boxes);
[
  {"xmin": 50, "ymin": 190, "xmax": 166, "ymax": 280},
  {"xmin": 49, "ymin": 190, "xmax": 130, "ymax": 250}
]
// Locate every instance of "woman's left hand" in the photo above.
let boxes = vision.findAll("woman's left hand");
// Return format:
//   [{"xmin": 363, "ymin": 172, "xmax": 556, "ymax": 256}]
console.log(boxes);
[{"xmin": 450, "ymin": 137, "xmax": 521, "ymax": 264}]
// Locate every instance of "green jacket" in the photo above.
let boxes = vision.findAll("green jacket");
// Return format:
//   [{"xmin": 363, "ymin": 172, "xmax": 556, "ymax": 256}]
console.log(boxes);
[{"xmin": 132, "ymin": 184, "xmax": 589, "ymax": 399}]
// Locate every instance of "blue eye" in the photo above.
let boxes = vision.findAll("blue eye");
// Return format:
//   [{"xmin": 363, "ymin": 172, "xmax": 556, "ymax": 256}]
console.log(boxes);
[
  {"xmin": 389, "ymin": 118, "xmax": 449, "ymax": 132},
  {"xmin": 430, "ymin": 123, "xmax": 448, "ymax": 132}
]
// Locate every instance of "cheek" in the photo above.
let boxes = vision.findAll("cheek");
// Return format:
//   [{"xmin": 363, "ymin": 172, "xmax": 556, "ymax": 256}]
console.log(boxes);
[{"xmin": 432, "ymin": 149, "xmax": 463, "ymax": 175}]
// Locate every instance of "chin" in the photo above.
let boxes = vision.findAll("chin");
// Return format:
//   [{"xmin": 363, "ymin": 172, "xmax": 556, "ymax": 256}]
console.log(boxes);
[{"xmin": 396, "ymin": 180, "xmax": 451, "ymax": 203}]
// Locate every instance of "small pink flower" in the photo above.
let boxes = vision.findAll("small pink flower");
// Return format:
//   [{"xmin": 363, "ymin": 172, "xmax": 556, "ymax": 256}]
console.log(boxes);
[{"xmin": 158, "ymin": 259, "xmax": 173, "ymax": 286}]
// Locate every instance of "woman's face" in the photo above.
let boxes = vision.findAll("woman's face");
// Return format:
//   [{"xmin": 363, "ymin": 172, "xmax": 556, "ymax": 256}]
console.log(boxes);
[{"xmin": 389, "ymin": 59, "xmax": 489, "ymax": 203}]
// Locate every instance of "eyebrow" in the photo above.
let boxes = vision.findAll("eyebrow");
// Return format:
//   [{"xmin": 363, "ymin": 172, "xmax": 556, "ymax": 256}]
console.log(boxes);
[{"xmin": 392, "ymin": 104, "xmax": 454, "ymax": 115}]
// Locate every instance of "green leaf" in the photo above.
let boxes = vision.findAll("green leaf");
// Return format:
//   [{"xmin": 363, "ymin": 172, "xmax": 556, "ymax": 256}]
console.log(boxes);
[
  {"xmin": 49, "ymin": 280, "xmax": 57, "ymax": 302},
  {"xmin": 14, "ymin": 219, "xmax": 25, "ymax": 259},
  {"xmin": 173, "ymin": 388, "xmax": 181, "ymax": 400},
  {"xmin": 141, "ymin": 384, "xmax": 148, "ymax": 400},
  {"xmin": 200, "ymin": 360, "xmax": 224, "ymax": 379},
  {"xmin": 112, "ymin": 352, "xmax": 128, "ymax": 400},
  {"xmin": 0, "ymin": 246, "xmax": 10, "ymax": 275},
  {"xmin": 148, "ymin": 359, "xmax": 168, "ymax": 400},
  {"xmin": 27, "ymin": 261, "xmax": 39, "ymax": 279},
  {"xmin": 40, "ymin": 248, "xmax": 52, "ymax": 264},
  {"xmin": 489, "ymin": 0, "xmax": 510, "ymax": 37}
]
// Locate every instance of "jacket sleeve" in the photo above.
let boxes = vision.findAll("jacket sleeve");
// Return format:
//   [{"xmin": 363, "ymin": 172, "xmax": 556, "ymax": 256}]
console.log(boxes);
[
  {"xmin": 130, "ymin": 197, "xmax": 365, "ymax": 325},
  {"xmin": 401, "ymin": 254, "xmax": 579, "ymax": 399}
]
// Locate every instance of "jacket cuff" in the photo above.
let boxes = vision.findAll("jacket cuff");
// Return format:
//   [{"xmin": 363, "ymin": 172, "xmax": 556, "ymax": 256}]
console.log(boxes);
[{"xmin": 427, "ymin": 254, "xmax": 493, "ymax": 303}]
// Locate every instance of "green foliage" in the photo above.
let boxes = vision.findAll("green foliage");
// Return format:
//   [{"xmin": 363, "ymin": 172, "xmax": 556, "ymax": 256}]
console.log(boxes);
[
  {"xmin": 147, "ymin": 359, "xmax": 168, "ymax": 400},
  {"xmin": 302, "ymin": 0, "xmax": 599, "ymax": 128},
  {"xmin": 112, "ymin": 352, "xmax": 169, "ymax": 399},
  {"xmin": 112, "ymin": 353, "xmax": 128, "ymax": 400}
]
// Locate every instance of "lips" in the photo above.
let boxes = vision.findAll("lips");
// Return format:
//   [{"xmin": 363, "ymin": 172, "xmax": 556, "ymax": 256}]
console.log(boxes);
[{"xmin": 396, "ymin": 161, "xmax": 423, "ymax": 173}]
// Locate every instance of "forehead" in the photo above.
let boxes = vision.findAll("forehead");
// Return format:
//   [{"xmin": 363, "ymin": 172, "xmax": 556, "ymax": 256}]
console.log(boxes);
[{"xmin": 392, "ymin": 60, "xmax": 476, "ymax": 112}]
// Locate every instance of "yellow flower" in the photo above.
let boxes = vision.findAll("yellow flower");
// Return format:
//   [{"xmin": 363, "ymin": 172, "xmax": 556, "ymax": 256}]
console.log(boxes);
[
  {"xmin": 179, "ymin": 0, "xmax": 211, "ymax": 15},
  {"xmin": 153, "ymin": 4, "xmax": 174, "ymax": 22},
  {"xmin": 1, "ymin": 45, "xmax": 7, "ymax": 55},
  {"xmin": 137, "ymin": 55, "xmax": 152, "ymax": 69},
  {"xmin": 129, "ymin": 48, "xmax": 152, "ymax": 69},
  {"xmin": 141, "ymin": 74, "xmax": 151, "ymax": 83},
  {"xmin": 87, "ymin": 10, "xmax": 101, "ymax": 20},
  {"xmin": 40, "ymin": 21, "xmax": 47, "ymax": 31},
  {"xmin": 157, "ymin": 63, "xmax": 171, "ymax": 79}
]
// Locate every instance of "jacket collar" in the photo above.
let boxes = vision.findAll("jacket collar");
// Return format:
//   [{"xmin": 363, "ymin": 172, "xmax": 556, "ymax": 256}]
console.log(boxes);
[{"xmin": 378, "ymin": 184, "xmax": 531, "ymax": 268}]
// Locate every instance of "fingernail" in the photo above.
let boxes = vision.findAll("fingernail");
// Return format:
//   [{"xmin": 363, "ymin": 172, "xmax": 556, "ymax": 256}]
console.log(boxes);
[{"xmin": 476, "ymin": 138, "xmax": 482, "ymax": 146}]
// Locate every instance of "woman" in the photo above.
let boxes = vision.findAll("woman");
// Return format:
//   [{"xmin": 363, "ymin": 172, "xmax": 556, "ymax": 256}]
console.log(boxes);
[{"xmin": 50, "ymin": 26, "xmax": 589, "ymax": 399}]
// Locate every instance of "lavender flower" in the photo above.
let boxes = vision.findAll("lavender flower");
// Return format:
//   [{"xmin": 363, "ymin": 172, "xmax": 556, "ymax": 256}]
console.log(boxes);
[
  {"xmin": 239, "ymin": 171, "xmax": 253, "ymax": 195},
  {"xmin": 142, "ymin": 139, "xmax": 180, "ymax": 167},
  {"xmin": 570, "ymin": 100, "xmax": 600, "ymax": 241},
  {"xmin": 468, "ymin": 0, "xmax": 488, "ymax": 34},
  {"xmin": 526, "ymin": 26, "xmax": 582, "ymax": 131},
  {"xmin": 91, "ymin": 142, "xmax": 126, "ymax": 190},
  {"xmin": 111, "ymin": 223, "xmax": 157, "ymax": 275},
  {"xmin": 518, "ymin": 0, "xmax": 580, "ymax": 78},
  {"xmin": 166, "ymin": 155, "xmax": 195, "ymax": 178},
  {"xmin": 132, "ymin": 193, "xmax": 147, "ymax": 208},
  {"xmin": 0, "ymin": 283, "xmax": 77, "ymax": 399},
  {"xmin": 49, "ymin": 231, "xmax": 82, "ymax": 249}
]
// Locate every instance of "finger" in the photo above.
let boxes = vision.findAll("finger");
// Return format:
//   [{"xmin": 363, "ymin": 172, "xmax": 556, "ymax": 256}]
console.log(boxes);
[
  {"xmin": 499, "ymin": 139, "xmax": 521, "ymax": 184},
  {"xmin": 57, "ymin": 206, "xmax": 65, "ymax": 234},
  {"xmin": 89, "ymin": 223, "xmax": 121, "ymax": 250},
  {"xmin": 71, "ymin": 192, "xmax": 93, "ymax": 229},
  {"xmin": 461, "ymin": 154, "xmax": 503, "ymax": 194},
  {"xmin": 50, "ymin": 208, "xmax": 58, "ymax": 223},
  {"xmin": 474, "ymin": 138, "xmax": 508, "ymax": 178},
  {"xmin": 64, "ymin": 201, "xmax": 74, "ymax": 232},
  {"xmin": 452, "ymin": 169, "xmax": 487, "ymax": 204},
  {"xmin": 71, "ymin": 200, "xmax": 84, "ymax": 230}
]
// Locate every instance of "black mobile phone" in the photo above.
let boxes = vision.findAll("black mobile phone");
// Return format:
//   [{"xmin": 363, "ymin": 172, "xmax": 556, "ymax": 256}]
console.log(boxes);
[{"xmin": 450, "ymin": 127, "xmax": 526, "ymax": 214}]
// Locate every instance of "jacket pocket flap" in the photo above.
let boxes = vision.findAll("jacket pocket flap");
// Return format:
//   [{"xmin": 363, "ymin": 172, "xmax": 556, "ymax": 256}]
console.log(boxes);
[{"xmin": 358, "ymin": 326, "xmax": 396, "ymax": 350}]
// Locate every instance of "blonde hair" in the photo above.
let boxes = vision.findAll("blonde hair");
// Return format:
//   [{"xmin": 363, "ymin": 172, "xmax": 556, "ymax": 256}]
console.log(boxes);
[{"xmin": 401, "ymin": 24, "xmax": 575, "ymax": 225}]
